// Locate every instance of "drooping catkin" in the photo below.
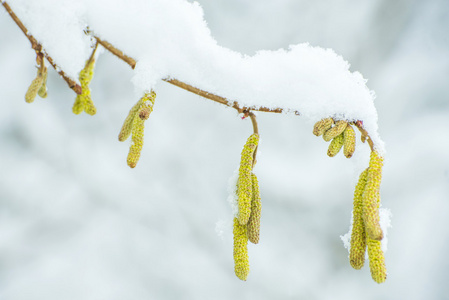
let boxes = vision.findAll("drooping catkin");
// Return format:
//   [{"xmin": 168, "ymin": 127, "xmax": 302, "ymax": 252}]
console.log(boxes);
[
  {"xmin": 25, "ymin": 68, "xmax": 45, "ymax": 103},
  {"xmin": 118, "ymin": 98, "xmax": 143, "ymax": 142},
  {"xmin": 323, "ymin": 120, "xmax": 348, "ymax": 142},
  {"xmin": 123, "ymin": 91, "xmax": 157, "ymax": 168},
  {"xmin": 363, "ymin": 151, "xmax": 384, "ymax": 241},
  {"xmin": 127, "ymin": 110, "xmax": 145, "ymax": 168},
  {"xmin": 37, "ymin": 66, "xmax": 48, "ymax": 98},
  {"xmin": 367, "ymin": 237, "xmax": 387, "ymax": 283},
  {"xmin": 349, "ymin": 168, "xmax": 369, "ymax": 270},
  {"xmin": 72, "ymin": 58, "xmax": 96, "ymax": 115},
  {"xmin": 343, "ymin": 125, "xmax": 356, "ymax": 158},
  {"xmin": 237, "ymin": 133, "xmax": 259, "ymax": 225},
  {"xmin": 247, "ymin": 173, "xmax": 261, "ymax": 244},
  {"xmin": 313, "ymin": 117, "xmax": 334, "ymax": 136},
  {"xmin": 233, "ymin": 217, "xmax": 250, "ymax": 281},
  {"xmin": 327, "ymin": 133, "xmax": 344, "ymax": 157}
]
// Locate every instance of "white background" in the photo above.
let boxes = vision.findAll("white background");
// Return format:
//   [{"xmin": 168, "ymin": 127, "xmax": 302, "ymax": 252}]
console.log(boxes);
[{"xmin": 1, "ymin": 0, "xmax": 448, "ymax": 299}]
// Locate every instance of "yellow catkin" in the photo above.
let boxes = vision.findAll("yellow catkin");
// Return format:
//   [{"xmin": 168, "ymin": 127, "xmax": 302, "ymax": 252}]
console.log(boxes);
[
  {"xmin": 124, "ymin": 91, "xmax": 157, "ymax": 168},
  {"xmin": 127, "ymin": 111, "xmax": 145, "ymax": 168},
  {"xmin": 343, "ymin": 125, "xmax": 356, "ymax": 158},
  {"xmin": 247, "ymin": 173, "xmax": 261, "ymax": 244},
  {"xmin": 327, "ymin": 133, "xmax": 344, "ymax": 157},
  {"xmin": 25, "ymin": 71, "xmax": 44, "ymax": 103},
  {"xmin": 363, "ymin": 151, "xmax": 384, "ymax": 241},
  {"xmin": 237, "ymin": 133, "xmax": 259, "ymax": 225},
  {"xmin": 118, "ymin": 98, "xmax": 143, "ymax": 142},
  {"xmin": 367, "ymin": 238, "xmax": 387, "ymax": 283},
  {"xmin": 233, "ymin": 217, "xmax": 249, "ymax": 281},
  {"xmin": 323, "ymin": 120, "xmax": 348, "ymax": 142},
  {"xmin": 72, "ymin": 58, "xmax": 96, "ymax": 115},
  {"xmin": 349, "ymin": 168, "xmax": 369, "ymax": 270},
  {"xmin": 313, "ymin": 117, "xmax": 334, "ymax": 136},
  {"xmin": 37, "ymin": 66, "xmax": 48, "ymax": 98},
  {"xmin": 139, "ymin": 90, "xmax": 156, "ymax": 119}
]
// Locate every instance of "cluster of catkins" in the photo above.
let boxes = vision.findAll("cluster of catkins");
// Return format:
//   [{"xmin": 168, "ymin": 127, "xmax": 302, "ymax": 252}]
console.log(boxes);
[
  {"xmin": 233, "ymin": 133, "xmax": 261, "ymax": 281},
  {"xmin": 314, "ymin": 118, "xmax": 387, "ymax": 283},
  {"xmin": 24, "ymin": 44, "xmax": 156, "ymax": 169},
  {"xmin": 313, "ymin": 117, "xmax": 356, "ymax": 158}
]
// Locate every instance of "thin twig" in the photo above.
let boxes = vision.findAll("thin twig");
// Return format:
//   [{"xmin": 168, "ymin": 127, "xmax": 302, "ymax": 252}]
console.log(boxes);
[
  {"xmin": 248, "ymin": 112, "xmax": 259, "ymax": 168},
  {"xmin": 353, "ymin": 121, "xmax": 375, "ymax": 152},
  {"xmin": 95, "ymin": 37, "xmax": 298, "ymax": 115},
  {"xmin": 2, "ymin": 1, "xmax": 82, "ymax": 94},
  {"xmin": 87, "ymin": 41, "xmax": 99, "ymax": 65},
  {"xmin": 248, "ymin": 112, "xmax": 258, "ymax": 135},
  {"xmin": 95, "ymin": 36, "xmax": 136, "ymax": 69}
]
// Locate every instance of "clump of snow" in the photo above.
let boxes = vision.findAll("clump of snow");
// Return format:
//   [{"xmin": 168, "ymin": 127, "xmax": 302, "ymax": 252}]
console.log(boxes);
[
  {"xmin": 341, "ymin": 207, "xmax": 392, "ymax": 254},
  {"xmin": 7, "ymin": 0, "xmax": 92, "ymax": 83},
  {"xmin": 6, "ymin": 0, "xmax": 384, "ymax": 152}
]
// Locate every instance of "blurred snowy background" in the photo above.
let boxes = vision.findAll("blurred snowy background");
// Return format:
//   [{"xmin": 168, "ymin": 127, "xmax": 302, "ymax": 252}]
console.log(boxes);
[{"xmin": 1, "ymin": 0, "xmax": 449, "ymax": 299}]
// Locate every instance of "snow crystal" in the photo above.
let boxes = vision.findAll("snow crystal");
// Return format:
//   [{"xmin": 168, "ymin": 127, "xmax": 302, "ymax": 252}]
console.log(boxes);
[{"xmin": 7, "ymin": 0, "xmax": 384, "ymax": 151}]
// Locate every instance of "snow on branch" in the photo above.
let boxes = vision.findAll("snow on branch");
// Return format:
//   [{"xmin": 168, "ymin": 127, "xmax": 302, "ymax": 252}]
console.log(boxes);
[
  {"xmin": 2, "ymin": 0, "xmax": 389, "ymax": 283},
  {"xmin": 4, "ymin": 0, "xmax": 384, "ymax": 153}
]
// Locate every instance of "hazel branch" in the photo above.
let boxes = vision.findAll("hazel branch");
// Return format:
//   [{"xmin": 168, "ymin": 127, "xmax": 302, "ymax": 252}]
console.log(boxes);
[
  {"xmin": 2, "ymin": 1, "xmax": 82, "ymax": 94},
  {"xmin": 94, "ymin": 36, "xmax": 296, "ymax": 115},
  {"xmin": 3, "ymin": 1, "xmax": 377, "ymax": 151}
]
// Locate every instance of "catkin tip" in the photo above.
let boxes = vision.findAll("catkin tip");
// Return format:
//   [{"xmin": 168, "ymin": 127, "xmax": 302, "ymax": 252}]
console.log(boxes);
[
  {"xmin": 247, "ymin": 173, "xmax": 261, "ymax": 244},
  {"xmin": 367, "ymin": 238, "xmax": 387, "ymax": 283},
  {"xmin": 313, "ymin": 117, "xmax": 334, "ymax": 136},
  {"xmin": 327, "ymin": 133, "xmax": 344, "ymax": 157},
  {"xmin": 233, "ymin": 218, "xmax": 250, "ymax": 281},
  {"xmin": 25, "ymin": 76, "xmax": 44, "ymax": 103}
]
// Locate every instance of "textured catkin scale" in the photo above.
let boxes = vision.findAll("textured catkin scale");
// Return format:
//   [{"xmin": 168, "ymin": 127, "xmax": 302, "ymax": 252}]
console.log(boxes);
[
  {"xmin": 323, "ymin": 120, "xmax": 348, "ymax": 142},
  {"xmin": 313, "ymin": 117, "xmax": 334, "ymax": 136},
  {"xmin": 25, "ymin": 72, "xmax": 44, "ymax": 103},
  {"xmin": 72, "ymin": 58, "xmax": 97, "ymax": 115},
  {"xmin": 350, "ymin": 168, "xmax": 369, "ymax": 270},
  {"xmin": 247, "ymin": 173, "xmax": 261, "ymax": 244},
  {"xmin": 72, "ymin": 96, "xmax": 84, "ymax": 114},
  {"xmin": 118, "ymin": 98, "xmax": 143, "ymax": 142},
  {"xmin": 363, "ymin": 151, "xmax": 384, "ymax": 241},
  {"xmin": 233, "ymin": 217, "xmax": 250, "ymax": 281},
  {"xmin": 343, "ymin": 125, "xmax": 356, "ymax": 158},
  {"xmin": 37, "ymin": 67, "xmax": 48, "ymax": 98},
  {"xmin": 237, "ymin": 133, "xmax": 259, "ymax": 225},
  {"xmin": 127, "ymin": 114, "xmax": 145, "ymax": 168},
  {"xmin": 327, "ymin": 133, "xmax": 344, "ymax": 157},
  {"xmin": 367, "ymin": 238, "xmax": 387, "ymax": 283}
]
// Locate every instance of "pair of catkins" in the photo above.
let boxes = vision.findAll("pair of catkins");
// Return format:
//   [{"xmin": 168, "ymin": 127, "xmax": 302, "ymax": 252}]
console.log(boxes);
[
  {"xmin": 25, "ymin": 54, "xmax": 47, "ymax": 103},
  {"xmin": 233, "ymin": 133, "xmax": 261, "ymax": 281}
]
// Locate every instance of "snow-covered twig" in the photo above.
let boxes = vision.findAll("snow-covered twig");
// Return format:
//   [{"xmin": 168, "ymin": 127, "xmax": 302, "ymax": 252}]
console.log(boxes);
[{"xmin": 2, "ymin": 1, "xmax": 82, "ymax": 94}]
